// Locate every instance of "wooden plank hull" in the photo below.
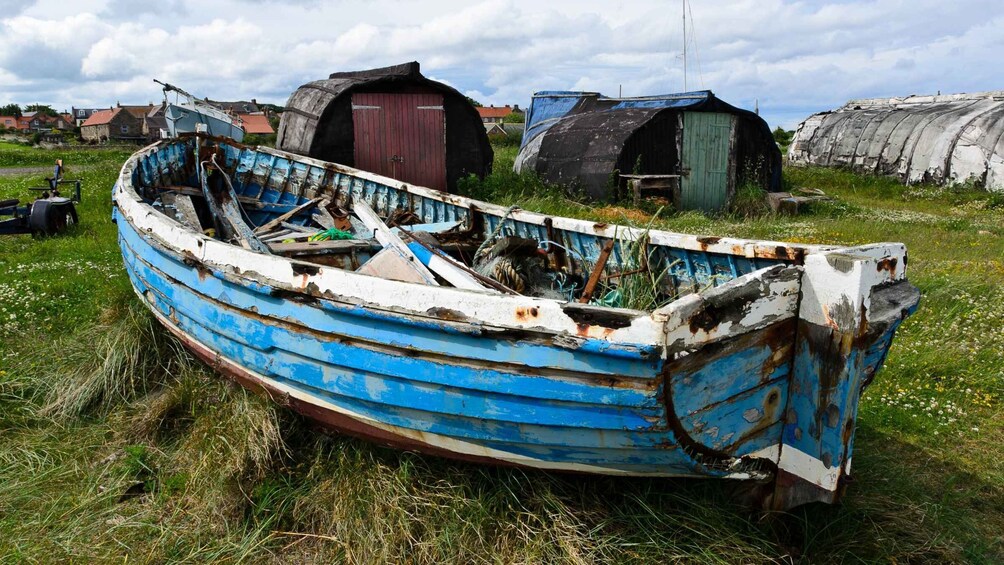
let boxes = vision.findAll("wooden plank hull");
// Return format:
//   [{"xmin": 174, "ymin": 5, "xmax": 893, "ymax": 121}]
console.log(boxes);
[{"xmin": 113, "ymin": 136, "xmax": 919, "ymax": 509}]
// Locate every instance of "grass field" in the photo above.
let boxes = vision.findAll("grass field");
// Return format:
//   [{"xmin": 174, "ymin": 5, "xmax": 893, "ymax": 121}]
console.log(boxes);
[{"xmin": 1, "ymin": 140, "xmax": 1001, "ymax": 563}]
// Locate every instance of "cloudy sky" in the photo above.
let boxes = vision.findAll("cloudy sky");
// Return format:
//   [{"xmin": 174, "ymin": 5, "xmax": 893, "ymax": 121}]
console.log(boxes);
[{"xmin": 1, "ymin": 0, "xmax": 1001, "ymax": 128}]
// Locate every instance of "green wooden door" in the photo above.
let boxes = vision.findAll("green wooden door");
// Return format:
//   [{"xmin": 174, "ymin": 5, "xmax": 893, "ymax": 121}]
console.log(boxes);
[{"xmin": 680, "ymin": 112, "xmax": 736, "ymax": 212}]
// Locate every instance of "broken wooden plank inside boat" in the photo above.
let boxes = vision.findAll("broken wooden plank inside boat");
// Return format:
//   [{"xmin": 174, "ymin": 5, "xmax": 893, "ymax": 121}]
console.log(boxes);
[{"xmin": 113, "ymin": 134, "xmax": 920, "ymax": 511}]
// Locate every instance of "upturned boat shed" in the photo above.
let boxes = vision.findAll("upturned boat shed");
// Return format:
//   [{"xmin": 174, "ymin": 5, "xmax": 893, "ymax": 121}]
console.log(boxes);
[
  {"xmin": 788, "ymin": 91, "xmax": 1004, "ymax": 191},
  {"xmin": 278, "ymin": 62, "xmax": 492, "ymax": 193},
  {"xmin": 514, "ymin": 90, "xmax": 780, "ymax": 212}
]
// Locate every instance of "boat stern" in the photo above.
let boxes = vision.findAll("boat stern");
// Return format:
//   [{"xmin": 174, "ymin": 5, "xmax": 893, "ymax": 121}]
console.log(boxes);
[{"xmin": 769, "ymin": 244, "xmax": 920, "ymax": 510}]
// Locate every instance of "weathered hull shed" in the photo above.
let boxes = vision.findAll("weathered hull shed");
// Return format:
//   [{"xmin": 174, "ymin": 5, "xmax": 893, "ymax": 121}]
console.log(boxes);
[
  {"xmin": 789, "ymin": 91, "xmax": 1004, "ymax": 191},
  {"xmin": 278, "ymin": 62, "xmax": 492, "ymax": 192},
  {"xmin": 113, "ymin": 136, "xmax": 918, "ymax": 510},
  {"xmin": 515, "ymin": 91, "xmax": 781, "ymax": 210}
]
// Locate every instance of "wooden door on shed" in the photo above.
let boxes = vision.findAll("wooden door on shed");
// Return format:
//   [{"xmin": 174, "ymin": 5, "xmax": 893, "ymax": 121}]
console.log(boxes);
[
  {"xmin": 679, "ymin": 112, "xmax": 736, "ymax": 213},
  {"xmin": 351, "ymin": 92, "xmax": 447, "ymax": 190}
]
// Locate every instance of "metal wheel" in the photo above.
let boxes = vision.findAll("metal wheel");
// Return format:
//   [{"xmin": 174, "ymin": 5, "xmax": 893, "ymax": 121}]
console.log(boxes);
[{"xmin": 28, "ymin": 200, "xmax": 78, "ymax": 235}]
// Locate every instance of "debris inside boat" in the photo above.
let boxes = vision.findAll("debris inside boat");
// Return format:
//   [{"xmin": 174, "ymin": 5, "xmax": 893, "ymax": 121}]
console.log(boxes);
[
  {"xmin": 150, "ymin": 145, "xmax": 682, "ymax": 307},
  {"xmin": 117, "ymin": 134, "xmax": 920, "ymax": 511}
]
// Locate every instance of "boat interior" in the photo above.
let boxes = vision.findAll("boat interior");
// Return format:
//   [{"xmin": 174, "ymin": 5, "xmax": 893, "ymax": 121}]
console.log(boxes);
[{"xmin": 133, "ymin": 136, "xmax": 821, "ymax": 312}]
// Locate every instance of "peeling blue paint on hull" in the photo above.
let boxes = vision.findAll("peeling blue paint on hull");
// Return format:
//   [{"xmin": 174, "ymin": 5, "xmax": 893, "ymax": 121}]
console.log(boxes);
[{"xmin": 112, "ymin": 136, "xmax": 920, "ymax": 509}]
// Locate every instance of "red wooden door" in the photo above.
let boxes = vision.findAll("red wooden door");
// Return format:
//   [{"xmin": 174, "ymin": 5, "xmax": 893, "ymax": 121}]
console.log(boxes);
[{"xmin": 351, "ymin": 92, "xmax": 447, "ymax": 190}]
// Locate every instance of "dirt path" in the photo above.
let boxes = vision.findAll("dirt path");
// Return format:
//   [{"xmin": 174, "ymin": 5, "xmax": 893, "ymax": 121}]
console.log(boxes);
[{"xmin": 0, "ymin": 166, "xmax": 51, "ymax": 177}]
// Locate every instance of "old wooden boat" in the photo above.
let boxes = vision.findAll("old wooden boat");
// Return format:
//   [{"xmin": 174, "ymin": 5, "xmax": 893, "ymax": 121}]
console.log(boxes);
[
  {"xmin": 113, "ymin": 135, "xmax": 919, "ymax": 510},
  {"xmin": 157, "ymin": 80, "xmax": 245, "ymax": 142}
]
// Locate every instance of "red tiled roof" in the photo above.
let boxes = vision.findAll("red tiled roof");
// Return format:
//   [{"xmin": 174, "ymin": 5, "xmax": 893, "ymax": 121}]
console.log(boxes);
[
  {"xmin": 477, "ymin": 106, "xmax": 513, "ymax": 119},
  {"xmin": 238, "ymin": 113, "xmax": 274, "ymax": 134},
  {"xmin": 81, "ymin": 108, "xmax": 119, "ymax": 127}
]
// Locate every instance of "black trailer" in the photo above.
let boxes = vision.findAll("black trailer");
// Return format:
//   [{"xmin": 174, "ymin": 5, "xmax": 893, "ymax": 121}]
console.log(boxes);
[{"xmin": 0, "ymin": 160, "xmax": 81, "ymax": 236}]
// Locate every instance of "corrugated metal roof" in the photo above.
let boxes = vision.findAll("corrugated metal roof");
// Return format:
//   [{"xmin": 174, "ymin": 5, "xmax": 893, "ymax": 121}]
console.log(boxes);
[{"xmin": 789, "ymin": 91, "xmax": 1004, "ymax": 191}]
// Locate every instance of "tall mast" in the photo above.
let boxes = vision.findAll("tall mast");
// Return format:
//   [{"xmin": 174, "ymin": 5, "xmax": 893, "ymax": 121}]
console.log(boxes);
[{"xmin": 682, "ymin": 0, "xmax": 687, "ymax": 91}]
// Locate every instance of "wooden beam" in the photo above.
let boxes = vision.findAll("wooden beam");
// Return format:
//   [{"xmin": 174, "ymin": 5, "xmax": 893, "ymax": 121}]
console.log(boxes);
[
  {"xmin": 314, "ymin": 201, "xmax": 337, "ymax": 229},
  {"xmin": 260, "ymin": 229, "xmax": 295, "ymax": 243},
  {"xmin": 200, "ymin": 159, "xmax": 270, "ymax": 253},
  {"xmin": 160, "ymin": 192, "xmax": 202, "ymax": 231},
  {"xmin": 403, "ymin": 236, "xmax": 493, "ymax": 292},
  {"xmin": 280, "ymin": 221, "xmax": 321, "ymax": 234},
  {"xmin": 352, "ymin": 198, "xmax": 439, "ymax": 286},
  {"xmin": 578, "ymin": 240, "xmax": 615, "ymax": 303},
  {"xmin": 267, "ymin": 239, "xmax": 379, "ymax": 256},
  {"xmin": 252, "ymin": 197, "xmax": 323, "ymax": 235},
  {"xmin": 357, "ymin": 248, "xmax": 440, "ymax": 285}
]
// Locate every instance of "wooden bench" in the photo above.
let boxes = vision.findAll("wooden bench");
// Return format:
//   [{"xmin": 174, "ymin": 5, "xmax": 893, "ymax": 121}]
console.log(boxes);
[{"xmin": 620, "ymin": 174, "xmax": 681, "ymax": 206}]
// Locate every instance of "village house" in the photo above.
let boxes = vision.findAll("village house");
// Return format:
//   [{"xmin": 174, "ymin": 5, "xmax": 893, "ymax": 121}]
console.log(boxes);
[
  {"xmin": 0, "ymin": 115, "xmax": 18, "ymax": 130},
  {"xmin": 21, "ymin": 111, "xmax": 57, "ymax": 132},
  {"xmin": 120, "ymin": 103, "xmax": 167, "ymax": 139},
  {"xmin": 80, "ymin": 107, "xmax": 144, "ymax": 142},
  {"xmin": 209, "ymin": 99, "xmax": 275, "ymax": 136},
  {"xmin": 476, "ymin": 104, "xmax": 523, "ymax": 124},
  {"xmin": 144, "ymin": 104, "xmax": 167, "ymax": 139},
  {"xmin": 80, "ymin": 103, "xmax": 168, "ymax": 142},
  {"xmin": 210, "ymin": 99, "xmax": 260, "ymax": 114},
  {"xmin": 71, "ymin": 107, "xmax": 104, "ymax": 127}
]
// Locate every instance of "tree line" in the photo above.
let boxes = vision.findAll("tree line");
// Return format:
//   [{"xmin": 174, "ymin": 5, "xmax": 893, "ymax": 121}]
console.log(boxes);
[{"xmin": 0, "ymin": 104, "xmax": 60, "ymax": 118}]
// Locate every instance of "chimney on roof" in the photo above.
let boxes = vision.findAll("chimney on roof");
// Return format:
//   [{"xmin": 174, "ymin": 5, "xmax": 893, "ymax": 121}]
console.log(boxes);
[{"xmin": 251, "ymin": 98, "xmax": 257, "ymax": 105}]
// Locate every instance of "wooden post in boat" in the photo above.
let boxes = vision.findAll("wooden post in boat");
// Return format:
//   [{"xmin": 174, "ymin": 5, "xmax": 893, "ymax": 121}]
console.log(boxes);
[{"xmin": 578, "ymin": 240, "xmax": 615, "ymax": 303}]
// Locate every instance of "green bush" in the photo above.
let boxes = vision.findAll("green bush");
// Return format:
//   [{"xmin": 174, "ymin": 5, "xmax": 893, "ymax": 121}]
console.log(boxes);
[
  {"xmin": 503, "ymin": 112, "xmax": 525, "ymax": 124},
  {"xmin": 773, "ymin": 126, "xmax": 794, "ymax": 148},
  {"xmin": 244, "ymin": 133, "xmax": 277, "ymax": 147}
]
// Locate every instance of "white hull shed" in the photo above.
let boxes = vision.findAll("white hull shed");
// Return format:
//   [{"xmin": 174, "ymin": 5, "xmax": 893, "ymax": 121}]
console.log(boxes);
[{"xmin": 788, "ymin": 91, "xmax": 1004, "ymax": 191}]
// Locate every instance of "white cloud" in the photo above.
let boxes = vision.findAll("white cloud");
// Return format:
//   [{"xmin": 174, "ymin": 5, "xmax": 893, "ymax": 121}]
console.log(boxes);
[
  {"xmin": 1, "ymin": 0, "xmax": 1003, "ymax": 128},
  {"xmin": 0, "ymin": 13, "xmax": 112, "ymax": 79}
]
